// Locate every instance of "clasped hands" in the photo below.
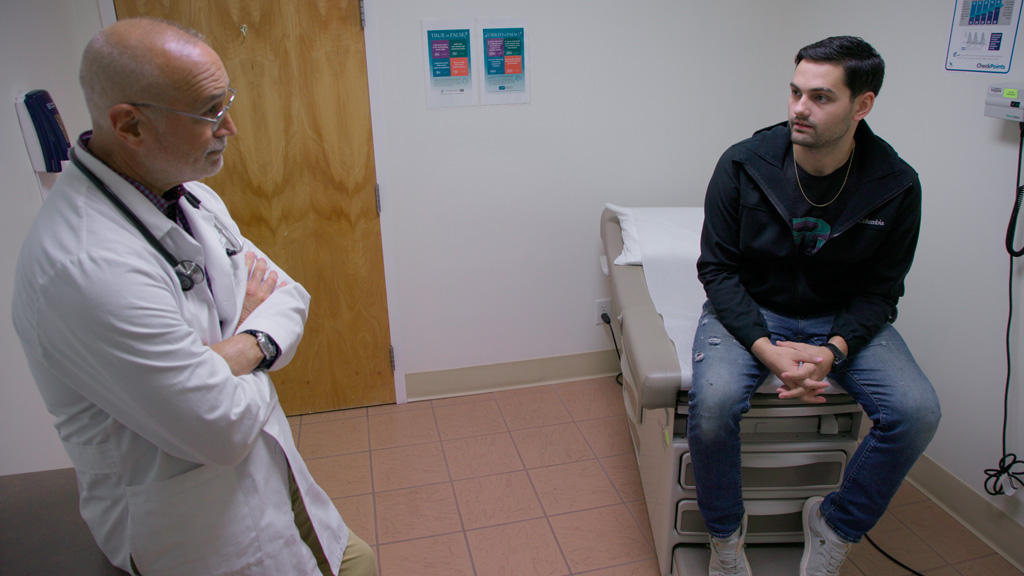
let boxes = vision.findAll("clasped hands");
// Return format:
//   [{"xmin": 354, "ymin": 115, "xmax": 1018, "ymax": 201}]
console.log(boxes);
[
  {"xmin": 751, "ymin": 337, "xmax": 842, "ymax": 404},
  {"xmin": 210, "ymin": 252, "xmax": 286, "ymax": 376}
]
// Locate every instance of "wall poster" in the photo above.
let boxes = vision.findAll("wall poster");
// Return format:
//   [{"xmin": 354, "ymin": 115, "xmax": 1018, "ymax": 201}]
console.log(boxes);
[
  {"xmin": 422, "ymin": 18, "xmax": 530, "ymax": 107},
  {"xmin": 479, "ymin": 19, "xmax": 530, "ymax": 105},
  {"xmin": 946, "ymin": 0, "xmax": 1022, "ymax": 73},
  {"xmin": 423, "ymin": 19, "xmax": 477, "ymax": 107}
]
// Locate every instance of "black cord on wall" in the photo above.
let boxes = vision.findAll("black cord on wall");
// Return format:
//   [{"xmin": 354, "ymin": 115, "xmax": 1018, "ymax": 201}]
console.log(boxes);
[
  {"xmin": 986, "ymin": 121, "xmax": 1024, "ymax": 497},
  {"xmin": 601, "ymin": 312, "xmax": 624, "ymax": 386}
]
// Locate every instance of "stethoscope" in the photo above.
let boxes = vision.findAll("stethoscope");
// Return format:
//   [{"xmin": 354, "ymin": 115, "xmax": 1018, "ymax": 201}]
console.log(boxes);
[{"xmin": 70, "ymin": 149, "xmax": 242, "ymax": 292}]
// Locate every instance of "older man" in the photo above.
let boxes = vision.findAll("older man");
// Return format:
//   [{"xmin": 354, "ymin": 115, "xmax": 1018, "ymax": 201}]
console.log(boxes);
[{"xmin": 12, "ymin": 18, "xmax": 375, "ymax": 576}]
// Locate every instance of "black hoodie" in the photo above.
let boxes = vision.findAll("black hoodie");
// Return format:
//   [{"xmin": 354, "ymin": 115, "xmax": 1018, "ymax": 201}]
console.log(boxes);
[{"xmin": 697, "ymin": 121, "xmax": 922, "ymax": 357}]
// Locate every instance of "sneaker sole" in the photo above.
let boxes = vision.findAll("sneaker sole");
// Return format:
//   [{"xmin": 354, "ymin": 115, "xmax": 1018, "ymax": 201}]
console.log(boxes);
[{"xmin": 800, "ymin": 496, "xmax": 824, "ymax": 576}]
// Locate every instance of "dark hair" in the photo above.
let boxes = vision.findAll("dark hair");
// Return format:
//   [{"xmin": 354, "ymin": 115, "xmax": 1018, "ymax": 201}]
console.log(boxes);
[{"xmin": 795, "ymin": 36, "xmax": 884, "ymax": 98}]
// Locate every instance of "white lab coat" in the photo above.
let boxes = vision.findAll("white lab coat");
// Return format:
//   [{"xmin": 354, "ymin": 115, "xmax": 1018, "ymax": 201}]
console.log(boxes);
[{"xmin": 12, "ymin": 145, "xmax": 348, "ymax": 575}]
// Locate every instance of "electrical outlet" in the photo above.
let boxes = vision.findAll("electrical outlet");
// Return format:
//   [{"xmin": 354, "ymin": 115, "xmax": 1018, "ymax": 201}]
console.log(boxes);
[{"xmin": 595, "ymin": 298, "xmax": 612, "ymax": 325}]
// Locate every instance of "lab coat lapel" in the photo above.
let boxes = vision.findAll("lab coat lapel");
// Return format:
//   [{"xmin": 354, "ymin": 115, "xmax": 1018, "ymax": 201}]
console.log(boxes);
[
  {"xmin": 73, "ymin": 146, "xmax": 182, "ymax": 244},
  {"xmin": 181, "ymin": 201, "xmax": 242, "ymax": 335}
]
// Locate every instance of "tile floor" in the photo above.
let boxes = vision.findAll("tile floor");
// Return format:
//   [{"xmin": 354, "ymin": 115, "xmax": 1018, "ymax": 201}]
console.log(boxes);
[{"xmin": 289, "ymin": 376, "xmax": 1022, "ymax": 576}]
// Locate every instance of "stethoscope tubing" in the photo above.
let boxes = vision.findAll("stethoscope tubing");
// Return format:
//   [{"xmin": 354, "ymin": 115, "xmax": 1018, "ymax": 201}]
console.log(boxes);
[{"xmin": 69, "ymin": 149, "xmax": 204, "ymax": 291}]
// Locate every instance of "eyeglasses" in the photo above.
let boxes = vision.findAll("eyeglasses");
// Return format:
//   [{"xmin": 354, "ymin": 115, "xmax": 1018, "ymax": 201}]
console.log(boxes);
[{"xmin": 129, "ymin": 87, "xmax": 236, "ymax": 133}]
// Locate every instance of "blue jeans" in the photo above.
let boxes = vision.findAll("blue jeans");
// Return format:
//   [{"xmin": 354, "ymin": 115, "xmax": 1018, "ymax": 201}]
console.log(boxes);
[{"xmin": 687, "ymin": 302, "xmax": 941, "ymax": 543}]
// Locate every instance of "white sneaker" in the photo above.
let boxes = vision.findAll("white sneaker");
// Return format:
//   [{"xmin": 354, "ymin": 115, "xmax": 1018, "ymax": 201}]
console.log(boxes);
[
  {"xmin": 709, "ymin": 514, "xmax": 753, "ymax": 576},
  {"xmin": 800, "ymin": 497, "xmax": 853, "ymax": 576}
]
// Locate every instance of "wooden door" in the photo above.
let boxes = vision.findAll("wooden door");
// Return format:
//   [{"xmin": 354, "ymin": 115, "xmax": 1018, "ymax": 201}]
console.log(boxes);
[{"xmin": 113, "ymin": 1, "xmax": 395, "ymax": 413}]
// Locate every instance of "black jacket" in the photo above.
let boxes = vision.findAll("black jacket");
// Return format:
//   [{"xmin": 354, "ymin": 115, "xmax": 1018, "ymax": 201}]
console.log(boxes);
[{"xmin": 697, "ymin": 121, "xmax": 922, "ymax": 356}]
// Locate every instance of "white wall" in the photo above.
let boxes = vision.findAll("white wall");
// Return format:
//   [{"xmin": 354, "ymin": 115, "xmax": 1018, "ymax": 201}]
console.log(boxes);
[
  {"xmin": 0, "ymin": 1, "xmax": 102, "ymax": 475},
  {"xmin": 3, "ymin": 0, "xmax": 1023, "ymax": 538},
  {"xmin": 786, "ymin": 0, "xmax": 1024, "ymax": 535},
  {"xmin": 372, "ymin": 0, "xmax": 791, "ymax": 373}
]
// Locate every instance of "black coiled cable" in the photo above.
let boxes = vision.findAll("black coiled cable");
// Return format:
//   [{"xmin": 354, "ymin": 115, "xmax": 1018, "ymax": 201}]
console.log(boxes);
[{"xmin": 987, "ymin": 122, "xmax": 1024, "ymax": 497}]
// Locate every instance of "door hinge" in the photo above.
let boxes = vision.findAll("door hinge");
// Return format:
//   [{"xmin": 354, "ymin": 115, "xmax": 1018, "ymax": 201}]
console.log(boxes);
[
  {"xmin": 389, "ymin": 345, "xmax": 395, "ymax": 372},
  {"xmin": 359, "ymin": 0, "xmax": 366, "ymax": 28},
  {"xmin": 375, "ymin": 183, "xmax": 381, "ymax": 213}
]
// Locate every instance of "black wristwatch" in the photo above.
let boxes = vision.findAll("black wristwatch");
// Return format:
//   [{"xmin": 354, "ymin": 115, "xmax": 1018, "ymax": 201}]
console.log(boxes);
[
  {"xmin": 821, "ymin": 342, "xmax": 848, "ymax": 374},
  {"xmin": 242, "ymin": 330, "xmax": 280, "ymax": 371}
]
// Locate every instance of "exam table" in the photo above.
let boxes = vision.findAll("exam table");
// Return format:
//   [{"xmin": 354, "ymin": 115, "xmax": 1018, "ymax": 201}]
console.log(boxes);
[{"xmin": 600, "ymin": 205, "xmax": 865, "ymax": 576}]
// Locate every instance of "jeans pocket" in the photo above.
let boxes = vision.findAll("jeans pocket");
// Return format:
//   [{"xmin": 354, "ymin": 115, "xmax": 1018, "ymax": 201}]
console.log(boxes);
[{"xmin": 126, "ymin": 465, "xmax": 265, "ymax": 575}]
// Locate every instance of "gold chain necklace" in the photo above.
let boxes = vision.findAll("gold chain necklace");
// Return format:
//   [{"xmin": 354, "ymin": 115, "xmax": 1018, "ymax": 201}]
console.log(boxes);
[{"xmin": 794, "ymin": 143, "xmax": 855, "ymax": 208}]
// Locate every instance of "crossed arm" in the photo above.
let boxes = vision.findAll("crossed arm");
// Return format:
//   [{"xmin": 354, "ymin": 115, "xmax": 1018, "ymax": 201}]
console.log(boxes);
[{"xmin": 210, "ymin": 251, "xmax": 286, "ymax": 376}]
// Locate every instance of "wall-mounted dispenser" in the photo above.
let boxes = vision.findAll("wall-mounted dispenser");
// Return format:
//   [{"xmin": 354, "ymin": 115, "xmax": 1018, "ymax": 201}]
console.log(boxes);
[{"xmin": 15, "ymin": 89, "xmax": 71, "ymax": 173}]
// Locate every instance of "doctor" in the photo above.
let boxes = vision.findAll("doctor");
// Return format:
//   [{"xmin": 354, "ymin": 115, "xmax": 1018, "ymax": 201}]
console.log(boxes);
[{"xmin": 12, "ymin": 18, "xmax": 375, "ymax": 576}]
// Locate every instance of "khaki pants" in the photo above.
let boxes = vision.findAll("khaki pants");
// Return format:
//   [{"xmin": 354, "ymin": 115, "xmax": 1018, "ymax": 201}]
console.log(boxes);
[
  {"xmin": 337, "ymin": 532, "xmax": 376, "ymax": 576},
  {"xmin": 291, "ymin": 470, "xmax": 377, "ymax": 576}
]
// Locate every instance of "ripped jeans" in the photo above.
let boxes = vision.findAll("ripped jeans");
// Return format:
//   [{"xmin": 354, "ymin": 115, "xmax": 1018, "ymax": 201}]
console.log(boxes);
[{"xmin": 687, "ymin": 302, "xmax": 941, "ymax": 543}]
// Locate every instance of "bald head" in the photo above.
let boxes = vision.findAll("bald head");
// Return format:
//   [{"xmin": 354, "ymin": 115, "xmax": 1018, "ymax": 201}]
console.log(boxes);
[
  {"xmin": 77, "ymin": 18, "xmax": 236, "ymax": 192},
  {"xmin": 80, "ymin": 18, "xmax": 213, "ymax": 128}
]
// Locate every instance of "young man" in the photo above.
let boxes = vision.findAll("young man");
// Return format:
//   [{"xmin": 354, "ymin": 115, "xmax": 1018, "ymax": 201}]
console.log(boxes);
[
  {"xmin": 12, "ymin": 18, "xmax": 375, "ymax": 575},
  {"xmin": 690, "ymin": 36, "xmax": 941, "ymax": 576}
]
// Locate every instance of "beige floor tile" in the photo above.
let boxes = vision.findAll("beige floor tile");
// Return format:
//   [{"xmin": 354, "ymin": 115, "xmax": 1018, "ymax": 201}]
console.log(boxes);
[
  {"xmin": 838, "ymin": 560, "xmax": 866, "ymax": 576},
  {"xmin": 497, "ymin": 390, "xmax": 572, "ymax": 430},
  {"xmin": 493, "ymin": 383, "xmax": 557, "ymax": 399},
  {"xmin": 444, "ymin": 432, "xmax": 524, "ymax": 480},
  {"xmin": 378, "ymin": 533, "xmax": 474, "ymax": 576},
  {"xmin": 848, "ymin": 512, "xmax": 946, "ymax": 576},
  {"xmin": 21, "ymin": 375, "xmax": 1017, "ymax": 576},
  {"xmin": 371, "ymin": 442, "xmax": 449, "ymax": 492},
  {"xmin": 511, "ymin": 423, "xmax": 594, "ymax": 469},
  {"xmin": 375, "ymin": 483, "xmax": 463, "ymax": 544},
  {"xmin": 302, "ymin": 407, "xmax": 367, "ymax": 424},
  {"xmin": 332, "ymin": 493, "xmax": 376, "ymax": 546},
  {"xmin": 921, "ymin": 568, "xmax": 962, "ymax": 576},
  {"xmin": 529, "ymin": 460, "xmax": 621, "ymax": 516},
  {"xmin": 625, "ymin": 499, "xmax": 654, "ymax": 549},
  {"xmin": 465, "ymin": 518, "xmax": 569, "ymax": 576},
  {"xmin": 305, "ymin": 452, "xmax": 372, "ymax": 499},
  {"xmin": 549, "ymin": 504, "xmax": 654, "ymax": 573},
  {"xmin": 453, "ymin": 471, "xmax": 544, "ymax": 530},
  {"xmin": 578, "ymin": 559, "xmax": 662, "ymax": 576},
  {"xmin": 577, "ymin": 415, "xmax": 634, "ymax": 457},
  {"xmin": 555, "ymin": 377, "xmax": 626, "ymax": 421},
  {"xmin": 891, "ymin": 500, "xmax": 992, "ymax": 564},
  {"xmin": 367, "ymin": 400, "xmax": 432, "ymax": 415},
  {"xmin": 434, "ymin": 400, "xmax": 508, "ymax": 440},
  {"xmin": 889, "ymin": 480, "xmax": 929, "ymax": 509},
  {"xmin": 601, "ymin": 453, "xmax": 645, "ymax": 502},
  {"xmin": 431, "ymin": 393, "xmax": 496, "ymax": 407},
  {"xmin": 298, "ymin": 417, "xmax": 369, "ymax": 459},
  {"xmin": 368, "ymin": 408, "xmax": 439, "ymax": 449},
  {"xmin": 952, "ymin": 554, "xmax": 1024, "ymax": 575}
]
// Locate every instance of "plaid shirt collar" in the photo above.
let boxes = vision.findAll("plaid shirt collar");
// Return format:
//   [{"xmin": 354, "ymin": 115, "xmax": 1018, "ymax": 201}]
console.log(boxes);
[{"xmin": 78, "ymin": 131, "xmax": 188, "ymax": 223}]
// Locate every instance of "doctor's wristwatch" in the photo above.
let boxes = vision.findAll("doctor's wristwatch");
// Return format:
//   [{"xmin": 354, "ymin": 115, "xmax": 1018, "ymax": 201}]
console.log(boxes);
[
  {"xmin": 243, "ymin": 330, "xmax": 280, "ymax": 371},
  {"xmin": 821, "ymin": 342, "xmax": 848, "ymax": 374}
]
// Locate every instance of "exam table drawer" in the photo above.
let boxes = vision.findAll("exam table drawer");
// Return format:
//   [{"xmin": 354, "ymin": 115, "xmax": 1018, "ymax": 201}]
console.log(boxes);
[
  {"xmin": 677, "ymin": 498, "xmax": 807, "ymax": 541},
  {"xmin": 680, "ymin": 450, "xmax": 847, "ymax": 493}
]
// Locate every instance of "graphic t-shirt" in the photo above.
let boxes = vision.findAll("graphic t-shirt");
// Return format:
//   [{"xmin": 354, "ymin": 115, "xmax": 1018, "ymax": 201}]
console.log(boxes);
[{"xmin": 784, "ymin": 148, "xmax": 856, "ymax": 256}]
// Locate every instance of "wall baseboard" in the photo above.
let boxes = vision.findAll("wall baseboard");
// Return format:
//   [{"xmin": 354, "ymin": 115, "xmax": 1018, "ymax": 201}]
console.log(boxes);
[
  {"xmin": 405, "ymin": 350, "xmax": 620, "ymax": 402},
  {"xmin": 907, "ymin": 453, "xmax": 1024, "ymax": 572}
]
